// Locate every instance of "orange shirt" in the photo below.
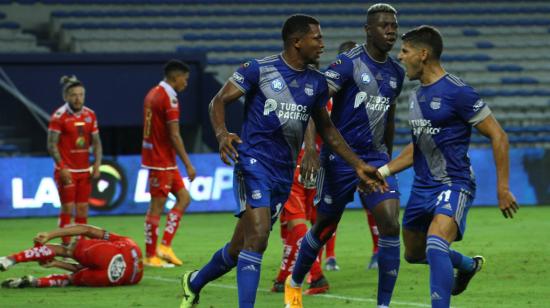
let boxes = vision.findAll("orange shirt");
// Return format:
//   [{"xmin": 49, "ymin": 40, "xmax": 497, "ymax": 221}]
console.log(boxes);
[
  {"xmin": 48, "ymin": 104, "xmax": 98, "ymax": 172},
  {"xmin": 141, "ymin": 81, "xmax": 180, "ymax": 170}
]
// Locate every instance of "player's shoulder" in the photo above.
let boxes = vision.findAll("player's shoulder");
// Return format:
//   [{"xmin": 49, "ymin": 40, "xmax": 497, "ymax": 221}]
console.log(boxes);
[
  {"xmin": 51, "ymin": 104, "xmax": 68, "ymax": 119},
  {"xmin": 443, "ymin": 73, "xmax": 472, "ymax": 89},
  {"xmin": 255, "ymin": 54, "xmax": 279, "ymax": 66},
  {"xmin": 82, "ymin": 106, "xmax": 96, "ymax": 115},
  {"xmin": 341, "ymin": 44, "xmax": 364, "ymax": 61}
]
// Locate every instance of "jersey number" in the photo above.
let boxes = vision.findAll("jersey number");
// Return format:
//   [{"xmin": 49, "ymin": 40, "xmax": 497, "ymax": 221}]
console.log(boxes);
[{"xmin": 436, "ymin": 190, "xmax": 452, "ymax": 205}]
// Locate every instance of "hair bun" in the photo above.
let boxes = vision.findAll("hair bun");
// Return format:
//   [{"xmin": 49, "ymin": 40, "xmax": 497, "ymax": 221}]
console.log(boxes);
[{"xmin": 60, "ymin": 75, "xmax": 79, "ymax": 85}]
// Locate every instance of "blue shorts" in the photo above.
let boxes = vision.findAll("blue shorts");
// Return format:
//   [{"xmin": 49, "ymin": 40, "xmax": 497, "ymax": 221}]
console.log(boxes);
[
  {"xmin": 316, "ymin": 156, "xmax": 399, "ymax": 217},
  {"xmin": 233, "ymin": 156, "xmax": 292, "ymax": 226},
  {"xmin": 403, "ymin": 185, "xmax": 474, "ymax": 241}
]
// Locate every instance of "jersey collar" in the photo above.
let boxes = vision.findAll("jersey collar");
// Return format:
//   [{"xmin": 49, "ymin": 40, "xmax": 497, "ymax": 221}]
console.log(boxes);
[{"xmin": 159, "ymin": 80, "xmax": 177, "ymax": 99}]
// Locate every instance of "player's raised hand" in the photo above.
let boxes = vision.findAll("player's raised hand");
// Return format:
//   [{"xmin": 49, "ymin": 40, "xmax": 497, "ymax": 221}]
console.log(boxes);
[
  {"xmin": 34, "ymin": 232, "xmax": 51, "ymax": 245},
  {"xmin": 498, "ymin": 188, "xmax": 519, "ymax": 219},
  {"xmin": 217, "ymin": 132, "xmax": 242, "ymax": 165},
  {"xmin": 186, "ymin": 164, "xmax": 197, "ymax": 182},
  {"xmin": 355, "ymin": 162, "xmax": 388, "ymax": 193}
]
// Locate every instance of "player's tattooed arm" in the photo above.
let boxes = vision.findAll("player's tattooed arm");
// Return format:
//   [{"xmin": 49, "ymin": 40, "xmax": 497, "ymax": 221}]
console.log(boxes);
[
  {"xmin": 311, "ymin": 105, "xmax": 387, "ymax": 192},
  {"xmin": 47, "ymin": 130, "xmax": 62, "ymax": 165},
  {"xmin": 300, "ymin": 118, "xmax": 320, "ymax": 184},
  {"xmin": 168, "ymin": 121, "xmax": 196, "ymax": 181},
  {"xmin": 91, "ymin": 132, "xmax": 103, "ymax": 179},
  {"xmin": 209, "ymin": 81, "xmax": 245, "ymax": 165},
  {"xmin": 47, "ymin": 131, "xmax": 72, "ymax": 184},
  {"xmin": 475, "ymin": 114, "xmax": 519, "ymax": 218}
]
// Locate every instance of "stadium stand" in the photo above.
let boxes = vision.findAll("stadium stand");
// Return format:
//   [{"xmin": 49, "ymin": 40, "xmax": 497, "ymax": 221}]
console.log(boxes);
[{"xmin": 0, "ymin": 0, "xmax": 549, "ymax": 150}]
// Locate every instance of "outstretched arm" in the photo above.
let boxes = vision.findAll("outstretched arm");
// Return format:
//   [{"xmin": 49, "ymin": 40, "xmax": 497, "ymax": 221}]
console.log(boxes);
[
  {"xmin": 311, "ymin": 106, "xmax": 386, "ymax": 191},
  {"xmin": 475, "ymin": 114, "xmax": 519, "ymax": 218},
  {"xmin": 34, "ymin": 225, "xmax": 106, "ymax": 245},
  {"xmin": 378, "ymin": 143, "xmax": 414, "ymax": 179},
  {"xmin": 168, "ymin": 121, "xmax": 196, "ymax": 181},
  {"xmin": 91, "ymin": 132, "xmax": 102, "ymax": 179},
  {"xmin": 209, "ymin": 81, "xmax": 245, "ymax": 165}
]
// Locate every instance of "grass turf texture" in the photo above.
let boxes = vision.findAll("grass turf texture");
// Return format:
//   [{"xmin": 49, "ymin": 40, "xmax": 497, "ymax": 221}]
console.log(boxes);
[{"xmin": 0, "ymin": 207, "xmax": 548, "ymax": 308}]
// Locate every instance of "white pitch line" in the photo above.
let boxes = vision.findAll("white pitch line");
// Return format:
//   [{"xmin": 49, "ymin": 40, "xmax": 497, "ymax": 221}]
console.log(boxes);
[{"xmin": 145, "ymin": 275, "xmax": 433, "ymax": 308}]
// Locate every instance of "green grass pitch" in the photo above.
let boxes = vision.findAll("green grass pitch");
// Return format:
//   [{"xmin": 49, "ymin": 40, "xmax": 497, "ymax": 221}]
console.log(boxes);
[{"xmin": 0, "ymin": 207, "xmax": 548, "ymax": 307}]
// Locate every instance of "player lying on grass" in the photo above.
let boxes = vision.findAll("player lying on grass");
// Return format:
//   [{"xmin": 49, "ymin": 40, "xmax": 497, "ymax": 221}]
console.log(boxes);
[{"xmin": 0, "ymin": 224, "xmax": 143, "ymax": 288}]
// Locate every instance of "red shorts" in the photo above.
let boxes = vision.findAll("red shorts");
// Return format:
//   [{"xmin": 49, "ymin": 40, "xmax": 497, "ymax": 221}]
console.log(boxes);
[
  {"xmin": 54, "ymin": 171, "xmax": 91, "ymax": 204},
  {"xmin": 148, "ymin": 168, "xmax": 185, "ymax": 198},
  {"xmin": 280, "ymin": 168, "xmax": 317, "ymax": 224},
  {"xmin": 72, "ymin": 239, "xmax": 142, "ymax": 286}
]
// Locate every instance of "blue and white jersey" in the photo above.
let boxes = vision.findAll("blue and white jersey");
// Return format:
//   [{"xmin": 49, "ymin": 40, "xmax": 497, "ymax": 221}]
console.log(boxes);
[
  {"xmin": 323, "ymin": 44, "xmax": 405, "ymax": 161},
  {"xmin": 408, "ymin": 73, "xmax": 491, "ymax": 190},
  {"xmin": 229, "ymin": 54, "xmax": 329, "ymax": 181}
]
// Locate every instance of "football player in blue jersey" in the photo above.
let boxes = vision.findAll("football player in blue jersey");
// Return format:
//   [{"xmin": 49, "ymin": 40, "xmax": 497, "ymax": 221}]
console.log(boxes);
[
  {"xmin": 179, "ymin": 14, "xmax": 385, "ymax": 308},
  {"xmin": 286, "ymin": 4, "xmax": 404, "ymax": 308},
  {"xmin": 382, "ymin": 25, "xmax": 518, "ymax": 308}
]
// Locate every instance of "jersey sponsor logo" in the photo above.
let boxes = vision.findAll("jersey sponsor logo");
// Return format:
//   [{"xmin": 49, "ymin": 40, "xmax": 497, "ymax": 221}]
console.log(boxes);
[
  {"xmin": 410, "ymin": 119, "xmax": 441, "ymax": 135},
  {"xmin": 390, "ymin": 77, "xmax": 397, "ymax": 89},
  {"xmin": 324, "ymin": 70, "xmax": 340, "ymax": 80},
  {"xmin": 430, "ymin": 97, "xmax": 441, "ymax": 110},
  {"xmin": 232, "ymin": 72, "xmax": 245, "ymax": 84},
  {"xmin": 263, "ymin": 99, "xmax": 309, "ymax": 121},
  {"xmin": 85, "ymin": 116, "xmax": 92, "ymax": 123},
  {"xmin": 473, "ymin": 99, "xmax": 485, "ymax": 112},
  {"xmin": 360, "ymin": 73, "xmax": 371, "ymax": 84},
  {"xmin": 170, "ymin": 98, "xmax": 178, "ymax": 108},
  {"xmin": 304, "ymin": 84, "xmax": 314, "ymax": 96},
  {"xmin": 354, "ymin": 92, "xmax": 391, "ymax": 111},
  {"xmin": 242, "ymin": 61, "xmax": 250, "ymax": 68},
  {"xmin": 271, "ymin": 79, "xmax": 284, "ymax": 92},
  {"xmin": 330, "ymin": 59, "xmax": 342, "ymax": 67},
  {"xmin": 108, "ymin": 254, "xmax": 127, "ymax": 283}
]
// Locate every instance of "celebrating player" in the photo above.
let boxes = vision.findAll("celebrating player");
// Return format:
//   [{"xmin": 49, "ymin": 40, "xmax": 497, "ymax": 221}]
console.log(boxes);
[
  {"xmin": 0, "ymin": 224, "xmax": 143, "ymax": 288},
  {"xmin": 180, "ymin": 14, "xmax": 385, "ymax": 308},
  {"xmin": 141, "ymin": 60, "xmax": 197, "ymax": 267},
  {"xmin": 386, "ymin": 25, "xmax": 519, "ymax": 307},
  {"xmin": 47, "ymin": 75, "xmax": 102, "ymax": 246},
  {"xmin": 286, "ymin": 4, "xmax": 404, "ymax": 307}
]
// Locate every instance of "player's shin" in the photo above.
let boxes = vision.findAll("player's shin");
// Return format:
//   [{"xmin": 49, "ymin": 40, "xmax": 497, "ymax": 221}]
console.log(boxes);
[
  {"xmin": 37, "ymin": 274, "xmax": 71, "ymax": 287},
  {"xmin": 189, "ymin": 243, "xmax": 236, "ymax": 294},
  {"xmin": 237, "ymin": 250, "xmax": 263, "ymax": 308},
  {"xmin": 291, "ymin": 231, "xmax": 322, "ymax": 286},
  {"xmin": 377, "ymin": 236, "xmax": 400, "ymax": 306},
  {"xmin": 162, "ymin": 208, "xmax": 183, "ymax": 246},
  {"xmin": 10, "ymin": 244, "xmax": 55, "ymax": 264},
  {"xmin": 426, "ymin": 235, "xmax": 453, "ymax": 308}
]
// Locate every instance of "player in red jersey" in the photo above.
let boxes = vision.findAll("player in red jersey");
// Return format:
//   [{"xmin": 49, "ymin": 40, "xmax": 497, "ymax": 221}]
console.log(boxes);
[
  {"xmin": 47, "ymin": 75, "xmax": 102, "ymax": 246},
  {"xmin": 141, "ymin": 60, "xmax": 196, "ymax": 267},
  {"xmin": 0, "ymin": 224, "xmax": 143, "ymax": 288}
]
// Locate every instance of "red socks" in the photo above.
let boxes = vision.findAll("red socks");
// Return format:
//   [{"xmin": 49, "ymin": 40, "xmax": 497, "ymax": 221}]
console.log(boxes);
[
  {"xmin": 161, "ymin": 208, "xmax": 183, "ymax": 246},
  {"xmin": 37, "ymin": 274, "xmax": 71, "ymax": 287},
  {"xmin": 366, "ymin": 211, "xmax": 380, "ymax": 254},
  {"xmin": 276, "ymin": 223, "xmax": 308, "ymax": 282},
  {"xmin": 58, "ymin": 213, "xmax": 71, "ymax": 245},
  {"xmin": 145, "ymin": 214, "xmax": 160, "ymax": 257},
  {"xmin": 10, "ymin": 244, "xmax": 55, "ymax": 263}
]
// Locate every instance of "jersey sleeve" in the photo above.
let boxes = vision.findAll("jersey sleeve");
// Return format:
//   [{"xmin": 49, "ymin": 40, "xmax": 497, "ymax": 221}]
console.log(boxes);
[
  {"xmin": 165, "ymin": 94, "xmax": 180, "ymax": 123},
  {"xmin": 315, "ymin": 78, "xmax": 329, "ymax": 110},
  {"xmin": 455, "ymin": 86, "xmax": 491, "ymax": 126},
  {"xmin": 324, "ymin": 54, "xmax": 353, "ymax": 93},
  {"xmin": 228, "ymin": 59, "xmax": 259, "ymax": 94},
  {"xmin": 48, "ymin": 112, "xmax": 62, "ymax": 133}
]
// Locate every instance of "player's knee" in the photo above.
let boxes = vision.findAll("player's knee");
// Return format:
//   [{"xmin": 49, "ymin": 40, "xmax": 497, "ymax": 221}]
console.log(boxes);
[
  {"xmin": 377, "ymin": 219, "xmax": 400, "ymax": 237},
  {"xmin": 243, "ymin": 232, "xmax": 270, "ymax": 253}
]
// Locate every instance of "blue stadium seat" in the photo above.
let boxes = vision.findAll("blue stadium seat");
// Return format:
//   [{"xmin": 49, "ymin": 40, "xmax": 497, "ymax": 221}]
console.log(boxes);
[
  {"xmin": 501, "ymin": 77, "xmax": 539, "ymax": 85},
  {"xmin": 479, "ymin": 89, "xmax": 550, "ymax": 97},
  {"xmin": 0, "ymin": 21, "xmax": 20, "ymax": 29},
  {"xmin": 476, "ymin": 41, "xmax": 494, "ymax": 49},
  {"xmin": 183, "ymin": 33, "xmax": 280, "ymax": 41},
  {"xmin": 486, "ymin": 64, "xmax": 524, "ymax": 72},
  {"xmin": 177, "ymin": 45, "xmax": 280, "ymax": 53}
]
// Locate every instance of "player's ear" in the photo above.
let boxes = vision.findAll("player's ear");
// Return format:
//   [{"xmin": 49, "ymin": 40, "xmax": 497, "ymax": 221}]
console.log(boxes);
[{"xmin": 420, "ymin": 48, "xmax": 429, "ymax": 62}]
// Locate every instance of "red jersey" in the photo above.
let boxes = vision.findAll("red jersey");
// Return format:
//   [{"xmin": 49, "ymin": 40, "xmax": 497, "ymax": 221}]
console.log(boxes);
[
  {"xmin": 141, "ymin": 81, "xmax": 180, "ymax": 170},
  {"xmin": 48, "ymin": 104, "xmax": 99, "ymax": 172}
]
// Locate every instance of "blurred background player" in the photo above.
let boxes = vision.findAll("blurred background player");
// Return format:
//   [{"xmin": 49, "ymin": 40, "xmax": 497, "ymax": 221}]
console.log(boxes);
[
  {"xmin": 180, "ymin": 14, "xmax": 384, "ymax": 308},
  {"xmin": 0, "ymin": 224, "xmax": 143, "ymax": 288},
  {"xmin": 286, "ymin": 4, "xmax": 404, "ymax": 308},
  {"xmin": 141, "ymin": 60, "xmax": 197, "ymax": 268},
  {"xmin": 390, "ymin": 25, "xmax": 519, "ymax": 307},
  {"xmin": 270, "ymin": 99, "xmax": 334, "ymax": 295},
  {"xmin": 47, "ymin": 75, "xmax": 102, "ymax": 246}
]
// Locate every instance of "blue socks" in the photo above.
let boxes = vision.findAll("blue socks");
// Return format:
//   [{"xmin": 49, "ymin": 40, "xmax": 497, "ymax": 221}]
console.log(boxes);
[
  {"xmin": 291, "ymin": 231, "xmax": 322, "ymax": 286},
  {"xmin": 237, "ymin": 250, "xmax": 263, "ymax": 308},
  {"xmin": 189, "ymin": 243, "xmax": 236, "ymax": 293},
  {"xmin": 449, "ymin": 249, "xmax": 475, "ymax": 272},
  {"xmin": 426, "ymin": 235, "xmax": 453, "ymax": 308},
  {"xmin": 377, "ymin": 236, "xmax": 400, "ymax": 306}
]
